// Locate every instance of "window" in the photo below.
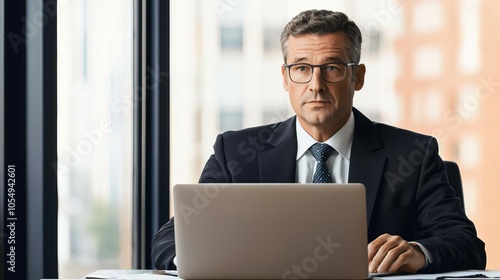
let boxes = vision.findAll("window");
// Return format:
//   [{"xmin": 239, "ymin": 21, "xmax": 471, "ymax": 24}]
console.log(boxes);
[{"xmin": 57, "ymin": 0, "xmax": 133, "ymax": 277}]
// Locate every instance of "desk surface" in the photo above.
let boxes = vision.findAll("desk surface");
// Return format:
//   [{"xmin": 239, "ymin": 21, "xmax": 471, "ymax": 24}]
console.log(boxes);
[{"xmin": 82, "ymin": 269, "xmax": 500, "ymax": 280}]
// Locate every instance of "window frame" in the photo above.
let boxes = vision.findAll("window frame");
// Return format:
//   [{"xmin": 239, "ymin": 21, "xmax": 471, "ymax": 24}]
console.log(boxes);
[
  {"xmin": 1, "ymin": 0, "xmax": 59, "ymax": 279},
  {"xmin": 1, "ymin": 1, "xmax": 170, "ymax": 276},
  {"xmin": 132, "ymin": 0, "xmax": 171, "ymax": 269}
]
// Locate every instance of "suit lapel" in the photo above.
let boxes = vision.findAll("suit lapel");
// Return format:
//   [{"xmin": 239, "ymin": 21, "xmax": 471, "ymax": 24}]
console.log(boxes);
[
  {"xmin": 349, "ymin": 108, "xmax": 386, "ymax": 225},
  {"xmin": 258, "ymin": 117, "xmax": 297, "ymax": 183},
  {"xmin": 256, "ymin": 110, "xmax": 387, "ymax": 225}
]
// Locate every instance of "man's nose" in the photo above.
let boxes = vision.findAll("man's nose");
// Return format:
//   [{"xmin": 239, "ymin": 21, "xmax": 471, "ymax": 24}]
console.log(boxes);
[{"xmin": 308, "ymin": 67, "xmax": 326, "ymax": 92}]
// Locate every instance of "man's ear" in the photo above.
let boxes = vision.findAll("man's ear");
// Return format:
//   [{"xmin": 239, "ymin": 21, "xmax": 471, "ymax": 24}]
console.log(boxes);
[
  {"xmin": 281, "ymin": 64, "xmax": 289, "ymax": 91},
  {"xmin": 354, "ymin": 64, "xmax": 366, "ymax": 91}
]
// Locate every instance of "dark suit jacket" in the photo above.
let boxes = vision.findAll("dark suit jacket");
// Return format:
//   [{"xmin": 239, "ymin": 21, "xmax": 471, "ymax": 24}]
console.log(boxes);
[{"xmin": 152, "ymin": 108, "xmax": 486, "ymax": 273}]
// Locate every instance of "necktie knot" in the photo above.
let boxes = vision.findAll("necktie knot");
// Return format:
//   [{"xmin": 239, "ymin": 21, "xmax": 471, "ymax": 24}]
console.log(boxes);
[{"xmin": 309, "ymin": 143, "xmax": 335, "ymax": 163}]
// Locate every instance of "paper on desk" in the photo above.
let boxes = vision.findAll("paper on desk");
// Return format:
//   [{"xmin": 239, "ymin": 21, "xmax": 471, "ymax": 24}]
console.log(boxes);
[
  {"xmin": 371, "ymin": 270, "xmax": 500, "ymax": 280},
  {"xmin": 85, "ymin": 270, "xmax": 180, "ymax": 279}
]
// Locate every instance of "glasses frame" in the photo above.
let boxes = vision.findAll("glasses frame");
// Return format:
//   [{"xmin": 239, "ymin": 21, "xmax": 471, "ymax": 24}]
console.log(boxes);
[{"xmin": 284, "ymin": 62, "xmax": 358, "ymax": 84}]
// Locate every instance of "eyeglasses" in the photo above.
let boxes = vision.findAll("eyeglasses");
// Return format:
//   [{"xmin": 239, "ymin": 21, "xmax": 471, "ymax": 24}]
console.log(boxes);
[{"xmin": 284, "ymin": 62, "xmax": 357, "ymax": 83}]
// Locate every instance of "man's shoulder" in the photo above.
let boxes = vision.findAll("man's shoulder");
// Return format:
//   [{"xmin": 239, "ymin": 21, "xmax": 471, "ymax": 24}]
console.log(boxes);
[
  {"xmin": 353, "ymin": 108, "xmax": 434, "ymax": 145},
  {"xmin": 219, "ymin": 116, "xmax": 295, "ymax": 141},
  {"xmin": 366, "ymin": 121, "xmax": 441, "ymax": 156},
  {"xmin": 373, "ymin": 121, "xmax": 432, "ymax": 140}
]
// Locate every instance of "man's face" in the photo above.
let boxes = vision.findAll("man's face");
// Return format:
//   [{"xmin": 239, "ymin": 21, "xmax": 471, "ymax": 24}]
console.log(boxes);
[{"xmin": 281, "ymin": 32, "xmax": 365, "ymax": 138}]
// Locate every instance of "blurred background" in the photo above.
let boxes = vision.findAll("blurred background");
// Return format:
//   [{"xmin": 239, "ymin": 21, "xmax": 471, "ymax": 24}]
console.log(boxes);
[{"xmin": 57, "ymin": 0, "xmax": 500, "ymax": 278}]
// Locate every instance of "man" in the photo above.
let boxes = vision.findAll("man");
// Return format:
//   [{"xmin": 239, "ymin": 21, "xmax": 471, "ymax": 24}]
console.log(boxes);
[{"xmin": 152, "ymin": 10, "xmax": 486, "ymax": 274}]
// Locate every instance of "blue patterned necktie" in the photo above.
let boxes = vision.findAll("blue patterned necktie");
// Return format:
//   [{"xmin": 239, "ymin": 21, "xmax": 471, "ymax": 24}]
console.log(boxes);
[{"xmin": 309, "ymin": 143, "xmax": 336, "ymax": 183}]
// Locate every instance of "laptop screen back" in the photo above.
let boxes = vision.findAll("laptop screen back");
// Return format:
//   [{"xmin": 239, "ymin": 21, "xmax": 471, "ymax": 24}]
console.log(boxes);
[{"xmin": 174, "ymin": 183, "xmax": 368, "ymax": 279}]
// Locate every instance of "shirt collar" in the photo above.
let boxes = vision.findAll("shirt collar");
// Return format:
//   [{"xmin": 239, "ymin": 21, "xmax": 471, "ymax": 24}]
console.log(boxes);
[{"xmin": 296, "ymin": 111, "xmax": 355, "ymax": 161}]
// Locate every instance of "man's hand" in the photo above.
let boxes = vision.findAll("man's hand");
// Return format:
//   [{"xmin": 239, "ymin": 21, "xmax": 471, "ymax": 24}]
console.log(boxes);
[{"xmin": 368, "ymin": 234, "xmax": 426, "ymax": 273}]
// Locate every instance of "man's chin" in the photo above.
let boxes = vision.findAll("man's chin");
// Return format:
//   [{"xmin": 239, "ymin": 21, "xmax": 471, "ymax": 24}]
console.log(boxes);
[
  {"xmin": 300, "ymin": 111, "xmax": 350, "ymax": 127},
  {"xmin": 301, "ymin": 115, "xmax": 334, "ymax": 127}
]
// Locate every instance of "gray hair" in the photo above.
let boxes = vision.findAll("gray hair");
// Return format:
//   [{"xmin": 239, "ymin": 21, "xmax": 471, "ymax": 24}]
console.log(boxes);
[{"xmin": 280, "ymin": 10, "xmax": 363, "ymax": 64}]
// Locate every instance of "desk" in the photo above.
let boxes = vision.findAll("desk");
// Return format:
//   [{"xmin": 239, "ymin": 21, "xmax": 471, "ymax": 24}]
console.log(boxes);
[{"xmin": 84, "ymin": 269, "xmax": 500, "ymax": 279}]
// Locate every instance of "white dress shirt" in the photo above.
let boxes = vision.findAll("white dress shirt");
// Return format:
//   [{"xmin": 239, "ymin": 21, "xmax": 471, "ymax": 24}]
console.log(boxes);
[{"xmin": 295, "ymin": 112, "xmax": 355, "ymax": 183}]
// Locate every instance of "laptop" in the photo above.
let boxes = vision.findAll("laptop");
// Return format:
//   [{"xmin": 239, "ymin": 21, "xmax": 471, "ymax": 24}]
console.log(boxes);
[{"xmin": 173, "ymin": 183, "xmax": 368, "ymax": 279}]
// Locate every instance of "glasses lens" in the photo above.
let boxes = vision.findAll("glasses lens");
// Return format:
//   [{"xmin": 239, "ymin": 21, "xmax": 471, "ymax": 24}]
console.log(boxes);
[
  {"xmin": 321, "ymin": 64, "xmax": 346, "ymax": 83},
  {"xmin": 288, "ymin": 63, "xmax": 348, "ymax": 83},
  {"xmin": 289, "ymin": 64, "xmax": 312, "ymax": 83}
]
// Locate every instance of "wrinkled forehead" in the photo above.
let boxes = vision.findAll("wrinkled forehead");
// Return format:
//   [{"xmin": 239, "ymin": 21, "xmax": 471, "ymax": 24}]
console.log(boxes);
[{"xmin": 286, "ymin": 33, "xmax": 352, "ymax": 64}]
